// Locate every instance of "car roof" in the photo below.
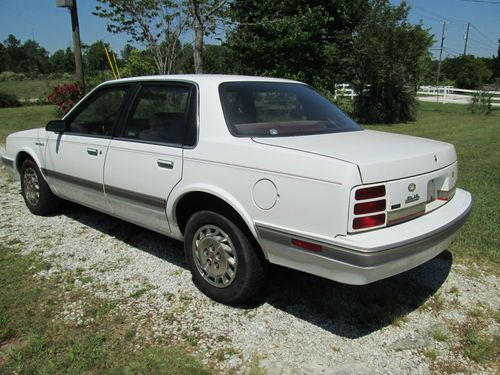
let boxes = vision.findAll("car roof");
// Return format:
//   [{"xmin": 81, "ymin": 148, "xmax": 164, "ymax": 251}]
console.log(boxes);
[{"xmin": 98, "ymin": 74, "xmax": 299, "ymax": 87}]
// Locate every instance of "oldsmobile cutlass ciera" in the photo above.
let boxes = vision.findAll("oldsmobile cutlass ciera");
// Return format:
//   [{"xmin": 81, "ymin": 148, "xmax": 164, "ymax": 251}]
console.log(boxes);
[{"xmin": 2, "ymin": 75, "xmax": 473, "ymax": 305}]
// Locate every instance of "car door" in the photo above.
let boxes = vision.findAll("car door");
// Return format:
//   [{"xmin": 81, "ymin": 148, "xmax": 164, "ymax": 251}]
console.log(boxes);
[
  {"xmin": 104, "ymin": 82, "xmax": 197, "ymax": 235},
  {"xmin": 44, "ymin": 85, "xmax": 131, "ymax": 212}
]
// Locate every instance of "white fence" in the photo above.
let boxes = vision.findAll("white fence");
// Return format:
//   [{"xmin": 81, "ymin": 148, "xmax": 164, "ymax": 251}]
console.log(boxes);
[
  {"xmin": 417, "ymin": 86, "xmax": 500, "ymax": 106},
  {"xmin": 334, "ymin": 84, "xmax": 500, "ymax": 107}
]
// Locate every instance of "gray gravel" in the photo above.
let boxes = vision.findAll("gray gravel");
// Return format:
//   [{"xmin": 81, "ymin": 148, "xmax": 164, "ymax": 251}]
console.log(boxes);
[{"xmin": 1, "ymin": 161, "xmax": 499, "ymax": 374}]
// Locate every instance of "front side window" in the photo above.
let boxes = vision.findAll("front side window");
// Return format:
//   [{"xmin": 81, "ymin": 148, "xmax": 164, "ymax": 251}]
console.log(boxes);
[
  {"xmin": 122, "ymin": 85, "xmax": 192, "ymax": 145},
  {"xmin": 219, "ymin": 82, "xmax": 362, "ymax": 137},
  {"xmin": 67, "ymin": 87, "xmax": 128, "ymax": 136}
]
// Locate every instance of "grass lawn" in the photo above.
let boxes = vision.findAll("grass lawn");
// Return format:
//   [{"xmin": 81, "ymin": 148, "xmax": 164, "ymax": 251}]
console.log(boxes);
[
  {"xmin": 0, "ymin": 79, "xmax": 72, "ymax": 100},
  {"xmin": 0, "ymin": 243, "xmax": 210, "ymax": 374},
  {"xmin": 0, "ymin": 105, "xmax": 56, "ymax": 144},
  {"xmin": 364, "ymin": 102, "xmax": 499, "ymax": 271}
]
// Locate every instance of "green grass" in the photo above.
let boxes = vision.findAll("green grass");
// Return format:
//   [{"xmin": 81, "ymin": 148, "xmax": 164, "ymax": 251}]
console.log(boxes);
[
  {"xmin": 365, "ymin": 102, "xmax": 500, "ymax": 271},
  {"xmin": 0, "ymin": 105, "xmax": 56, "ymax": 144},
  {"xmin": 0, "ymin": 244, "xmax": 211, "ymax": 374},
  {"xmin": 0, "ymin": 79, "xmax": 72, "ymax": 100},
  {"xmin": 463, "ymin": 328, "xmax": 499, "ymax": 364}
]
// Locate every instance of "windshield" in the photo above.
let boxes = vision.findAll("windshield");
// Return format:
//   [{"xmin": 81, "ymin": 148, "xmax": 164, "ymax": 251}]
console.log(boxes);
[{"xmin": 219, "ymin": 82, "xmax": 362, "ymax": 137}]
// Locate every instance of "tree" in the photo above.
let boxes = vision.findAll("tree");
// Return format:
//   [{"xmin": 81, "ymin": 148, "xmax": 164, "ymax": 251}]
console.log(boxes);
[
  {"xmin": 94, "ymin": 0, "xmax": 188, "ymax": 74},
  {"xmin": 121, "ymin": 49, "xmax": 156, "ymax": 77},
  {"xmin": 4, "ymin": 34, "xmax": 23, "ymax": 72},
  {"xmin": 350, "ymin": 0, "xmax": 432, "ymax": 123},
  {"xmin": 203, "ymin": 44, "xmax": 232, "ymax": 73},
  {"xmin": 21, "ymin": 40, "xmax": 50, "ymax": 73},
  {"xmin": 442, "ymin": 56, "xmax": 492, "ymax": 89},
  {"xmin": 188, "ymin": 0, "xmax": 228, "ymax": 73},
  {"xmin": 50, "ymin": 48, "xmax": 75, "ymax": 73},
  {"xmin": 85, "ymin": 40, "xmax": 112, "ymax": 72},
  {"xmin": 226, "ymin": 0, "xmax": 367, "ymax": 88},
  {"xmin": 0, "ymin": 42, "xmax": 6, "ymax": 73},
  {"xmin": 93, "ymin": 0, "xmax": 227, "ymax": 74},
  {"xmin": 121, "ymin": 43, "xmax": 136, "ymax": 61}
]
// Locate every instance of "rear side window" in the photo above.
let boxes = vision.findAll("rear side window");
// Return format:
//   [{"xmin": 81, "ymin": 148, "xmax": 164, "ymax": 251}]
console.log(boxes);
[
  {"xmin": 122, "ymin": 85, "xmax": 193, "ymax": 146},
  {"xmin": 219, "ymin": 82, "xmax": 361, "ymax": 137}
]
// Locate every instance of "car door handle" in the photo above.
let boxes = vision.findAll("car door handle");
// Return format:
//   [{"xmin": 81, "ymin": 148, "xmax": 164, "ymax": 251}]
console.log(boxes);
[
  {"xmin": 157, "ymin": 159, "xmax": 174, "ymax": 169},
  {"xmin": 87, "ymin": 148, "xmax": 98, "ymax": 156}
]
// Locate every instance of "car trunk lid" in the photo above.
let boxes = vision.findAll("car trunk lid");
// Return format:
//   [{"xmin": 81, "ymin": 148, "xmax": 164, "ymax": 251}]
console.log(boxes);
[{"xmin": 253, "ymin": 130, "xmax": 456, "ymax": 184}]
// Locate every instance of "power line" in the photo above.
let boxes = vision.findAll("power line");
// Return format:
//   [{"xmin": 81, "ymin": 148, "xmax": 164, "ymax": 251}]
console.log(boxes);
[{"xmin": 470, "ymin": 24, "xmax": 497, "ymax": 48}]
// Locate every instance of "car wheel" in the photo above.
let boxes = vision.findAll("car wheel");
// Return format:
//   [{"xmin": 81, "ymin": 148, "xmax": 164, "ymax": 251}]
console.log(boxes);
[
  {"xmin": 21, "ymin": 159, "xmax": 59, "ymax": 215},
  {"xmin": 184, "ymin": 210, "xmax": 266, "ymax": 305}
]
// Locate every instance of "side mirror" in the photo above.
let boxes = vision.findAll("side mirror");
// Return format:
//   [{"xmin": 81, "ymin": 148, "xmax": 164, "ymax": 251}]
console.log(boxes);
[{"xmin": 46, "ymin": 119, "xmax": 67, "ymax": 133}]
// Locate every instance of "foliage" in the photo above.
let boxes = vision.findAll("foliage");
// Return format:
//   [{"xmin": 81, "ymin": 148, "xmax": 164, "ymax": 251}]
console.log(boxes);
[
  {"xmin": 0, "ymin": 91, "xmax": 21, "ymax": 108},
  {"xmin": 442, "ymin": 56, "xmax": 492, "ymax": 89},
  {"xmin": 0, "ymin": 71, "xmax": 27, "ymax": 81},
  {"xmin": 188, "ymin": 0, "xmax": 229, "ymax": 73},
  {"xmin": 49, "ymin": 47, "xmax": 75, "ymax": 73},
  {"xmin": 84, "ymin": 40, "xmax": 113, "ymax": 73},
  {"xmin": 93, "ymin": 0, "xmax": 227, "ymax": 74},
  {"xmin": 226, "ymin": 0, "xmax": 367, "ymax": 88},
  {"xmin": 468, "ymin": 90, "xmax": 493, "ymax": 115},
  {"xmin": 93, "ymin": 0, "xmax": 188, "ymax": 74},
  {"xmin": 47, "ymin": 83, "xmax": 83, "ymax": 117},
  {"xmin": 1, "ymin": 34, "xmax": 51, "ymax": 74},
  {"xmin": 350, "ymin": 0, "xmax": 432, "ymax": 123},
  {"xmin": 85, "ymin": 71, "xmax": 116, "ymax": 91},
  {"xmin": 121, "ymin": 49, "xmax": 156, "ymax": 77}
]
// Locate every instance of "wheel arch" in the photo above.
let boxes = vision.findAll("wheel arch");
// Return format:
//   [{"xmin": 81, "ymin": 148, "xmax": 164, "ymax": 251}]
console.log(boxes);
[
  {"xmin": 15, "ymin": 148, "xmax": 42, "ymax": 174},
  {"xmin": 170, "ymin": 187, "xmax": 268, "ymax": 260}
]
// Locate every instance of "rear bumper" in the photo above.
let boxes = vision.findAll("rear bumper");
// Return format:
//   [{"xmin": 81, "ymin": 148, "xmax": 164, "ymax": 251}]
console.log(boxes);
[{"xmin": 255, "ymin": 188, "xmax": 472, "ymax": 285}]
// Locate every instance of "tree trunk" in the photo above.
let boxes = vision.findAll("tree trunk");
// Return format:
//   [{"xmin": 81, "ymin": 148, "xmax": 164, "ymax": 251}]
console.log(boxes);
[{"xmin": 193, "ymin": 16, "xmax": 204, "ymax": 74}]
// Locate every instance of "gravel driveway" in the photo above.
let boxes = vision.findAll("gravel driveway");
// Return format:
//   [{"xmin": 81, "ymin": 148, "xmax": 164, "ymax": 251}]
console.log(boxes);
[{"xmin": 0, "ymin": 163, "xmax": 498, "ymax": 374}]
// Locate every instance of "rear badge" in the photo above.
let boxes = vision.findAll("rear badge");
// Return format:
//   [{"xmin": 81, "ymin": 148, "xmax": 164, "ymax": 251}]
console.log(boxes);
[
  {"xmin": 408, "ymin": 183, "xmax": 416, "ymax": 192},
  {"xmin": 405, "ymin": 194, "xmax": 420, "ymax": 204}
]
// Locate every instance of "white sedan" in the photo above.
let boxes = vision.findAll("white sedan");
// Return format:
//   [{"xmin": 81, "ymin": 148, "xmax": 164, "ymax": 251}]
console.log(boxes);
[{"xmin": 2, "ymin": 75, "xmax": 473, "ymax": 305}]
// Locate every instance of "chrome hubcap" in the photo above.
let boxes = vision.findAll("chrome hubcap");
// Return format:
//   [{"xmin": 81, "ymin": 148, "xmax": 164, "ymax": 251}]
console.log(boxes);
[
  {"xmin": 192, "ymin": 225, "xmax": 237, "ymax": 288},
  {"xmin": 23, "ymin": 168, "xmax": 40, "ymax": 206}
]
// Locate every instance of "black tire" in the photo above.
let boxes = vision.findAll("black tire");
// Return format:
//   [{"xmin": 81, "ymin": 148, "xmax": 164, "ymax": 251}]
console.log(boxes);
[
  {"xmin": 184, "ymin": 210, "xmax": 266, "ymax": 305},
  {"xmin": 21, "ymin": 159, "xmax": 60, "ymax": 215}
]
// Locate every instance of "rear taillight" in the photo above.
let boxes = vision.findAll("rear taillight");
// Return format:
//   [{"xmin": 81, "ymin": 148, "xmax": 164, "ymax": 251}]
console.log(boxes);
[
  {"xmin": 354, "ymin": 199, "xmax": 386, "ymax": 215},
  {"xmin": 353, "ymin": 214, "xmax": 386, "ymax": 230},
  {"xmin": 355, "ymin": 185, "xmax": 386, "ymax": 200},
  {"xmin": 351, "ymin": 184, "xmax": 387, "ymax": 232}
]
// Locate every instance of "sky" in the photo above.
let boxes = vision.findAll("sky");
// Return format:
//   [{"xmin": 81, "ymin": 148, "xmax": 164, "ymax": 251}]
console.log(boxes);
[{"xmin": 0, "ymin": 0, "xmax": 499, "ymax": 59}]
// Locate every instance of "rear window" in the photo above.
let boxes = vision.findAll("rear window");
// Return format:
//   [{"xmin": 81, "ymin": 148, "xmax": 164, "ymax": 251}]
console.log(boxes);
[{"xmin": 219, "ymin": 82, "xmax": 362, "ymax": 137}]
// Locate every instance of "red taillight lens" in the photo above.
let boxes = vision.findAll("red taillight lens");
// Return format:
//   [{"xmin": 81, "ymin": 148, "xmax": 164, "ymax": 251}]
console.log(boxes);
[
  {"xmin": 352, "ymin": 214, "xmax": 386, "ymax": 230},
  {"xmin": 354, "ymin": 199, "xmax": 386, "ymax": 215},
  {"xmin": 355, "ymin": 185, "xmax": 386, "ymax": 200},
  {"xmin": 291, "ymin": 239, "xmax": 322, "ymax": 252}
]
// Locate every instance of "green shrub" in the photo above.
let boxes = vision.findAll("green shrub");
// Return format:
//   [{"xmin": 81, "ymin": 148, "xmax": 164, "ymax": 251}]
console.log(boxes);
[
  {"xmin": 0, "ymin": 71, "xmax": 27, "ymax": 81},
  {"xmin": 468, "ymin": 91, "xmax": 493, "ymax": 115},
  {"xmin": 0, "ymin": 92, "xmax": 22, "ymax": 108}
]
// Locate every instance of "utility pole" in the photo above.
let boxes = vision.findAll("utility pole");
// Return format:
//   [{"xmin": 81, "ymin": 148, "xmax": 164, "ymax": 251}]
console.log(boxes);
[
  {"xmin": 56, "ymin": 0, "xmax": 85, "ymax": 93},
  {"xmin": 435, "ymin": 21, "xmax": 446, "ymax": 108},
  {"xmin": 463, "ymin": 23, "xmax": 470, "ymax": 56}
]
